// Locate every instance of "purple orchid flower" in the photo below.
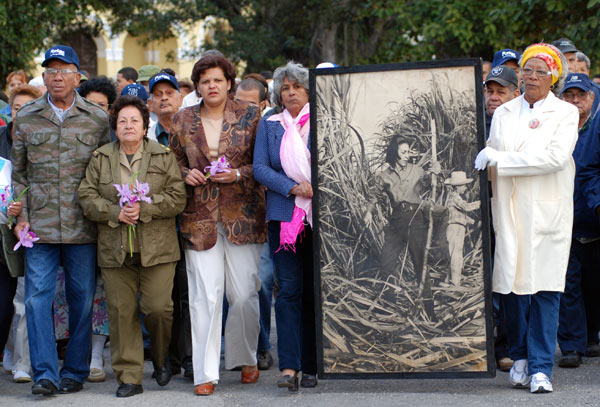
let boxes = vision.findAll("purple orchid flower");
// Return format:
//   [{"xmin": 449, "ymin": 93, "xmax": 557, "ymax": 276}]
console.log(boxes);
[
  {"xmin": 133, "ymin": 179, "xmax": 152, "ymax": 204},
  {"xmin": 204, "ymin": 156, "xmax": 232, "ymax": 177},
  {"xmin": 113, "ymin": 183, "xmax": 135, "ymax": 207},
  {"xmin": 13, "ymin": 224, "xmax": 40, "ymax": 250}
]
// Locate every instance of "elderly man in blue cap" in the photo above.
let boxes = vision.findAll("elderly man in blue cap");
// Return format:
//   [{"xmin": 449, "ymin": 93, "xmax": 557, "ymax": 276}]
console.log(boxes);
[
  {"xmin": 558, "ymin": 73, "xmax": 600, "ymax": 368},
  {"xmin": 11, "ymin": 45, "xmax": 110, "ymax": 395}
]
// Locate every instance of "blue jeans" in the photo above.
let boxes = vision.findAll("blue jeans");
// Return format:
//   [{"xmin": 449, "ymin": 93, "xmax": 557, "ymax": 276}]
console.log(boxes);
[
  {"xmin": 257, "ymin": 243, "xmax": 274, "ymax": 352},
  {"xmin": 503, "ymin": 291, "xmax": 560, "ymax": 378},
  {"xmin": 25, "ymin": 243, "xmax": 96, "ymax": 386},
  {"xmin": 268, "ymin": 221, "xmax": 317, "ymax": 374}
]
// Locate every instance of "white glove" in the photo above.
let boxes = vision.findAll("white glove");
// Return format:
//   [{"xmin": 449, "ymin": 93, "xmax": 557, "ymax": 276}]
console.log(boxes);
[{"xmin": 474, "ymin": 147, "xmax": 498, "ymax": 171}]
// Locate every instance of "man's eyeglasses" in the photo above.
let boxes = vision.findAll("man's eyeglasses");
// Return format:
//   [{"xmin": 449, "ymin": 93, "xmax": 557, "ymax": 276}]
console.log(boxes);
[
  {"xmin": 522, "ymin": 68, "xmax": 552, "ymax": 78},
  {"xmin": 45, "ymin": 68, "xmax": 78, "ymax": 76}
]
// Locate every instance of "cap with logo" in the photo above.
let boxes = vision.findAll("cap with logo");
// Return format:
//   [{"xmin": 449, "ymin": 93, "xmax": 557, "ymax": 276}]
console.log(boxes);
[
  {"xmin": 485, "ymin": 65, "xmax": 519, "ymax": 89},
  {"xmin": 137, "ymin": 65, "xmax": 161, "ymax": 82},
  {"xmin": 121, "ymin": 83, "xmax": 149, "ymax": 103},
  {"xmin": 42, "ymin": 45, "xmax": 80, "ymax": 69},
  {"xmin": 491, "ymin": 49, "xmax": 521, "ymax": 68},
  {"xmin": 561, "ymin": 73, "xmax": 592, "ymax": 94},
  {"xmin": 551, "ymin": 38, "xmax": 578, "ymax": 55},
  {"xmin": 149, "ymin": 73, "xmax": 179, "ymax": 94}
]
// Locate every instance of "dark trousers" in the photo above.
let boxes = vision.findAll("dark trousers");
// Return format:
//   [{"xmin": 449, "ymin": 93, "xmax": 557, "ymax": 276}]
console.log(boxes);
[
  {"xmin": 268, "ymin": 221, "xmax": 317, "ymax": 374},
  {"xmin": 380, "ymin": 207, "xmax": 433, "ymax": 316},
  {"xmin": 0, "ymin": 263, "xmax": 17, "ymax": 351},
  {"xmin": 493, "ymin": 293, "xmax": 510, "ymax": 360},
  {"xmin": 168, "ymin": 248, "xmax": 193, "ymax": 369},
  {"xmin": 558, "ymin": 239, "xmax": 600, "ymax": 352},
  {"xmin": 503, "ymin": 291, "xmax": 560, "ymax": 378}
]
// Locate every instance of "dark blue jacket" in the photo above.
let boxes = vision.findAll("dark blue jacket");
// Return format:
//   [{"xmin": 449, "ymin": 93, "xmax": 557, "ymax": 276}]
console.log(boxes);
[
  {"xmin": 575, "ymin": 113, "xmax": 600, "ymax": 238},
  {"xmin": 253, "ymin": 116, "xmax": 304, "ymax": 222}
]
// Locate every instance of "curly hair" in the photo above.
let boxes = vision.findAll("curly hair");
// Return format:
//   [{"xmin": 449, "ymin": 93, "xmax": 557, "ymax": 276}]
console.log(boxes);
[
  {"xmin": 385, "ymin": 135, "xmax": 413, "ymax": 166},
  {"xmin": 9, "ymin": 85, "xmax": 42, "ymax": 106},
  {"xmin": 78, "ymin": 76, "xmax": 117, "ymax": 106},
  {"xmin": 109, "ymin": 95, "xmax": 150, "ymax": 135},
  {"xmin": 191, "ymin": 54, "xmax": 236, "ymax": 94}
]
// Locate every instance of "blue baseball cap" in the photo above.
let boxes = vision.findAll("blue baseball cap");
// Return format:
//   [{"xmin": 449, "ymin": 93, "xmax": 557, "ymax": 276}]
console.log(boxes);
[
  {"xmin": 42, "ymin": 45, "xmax": 80, "ymax": 68},
  {"xmin": 492, "ymin": 49, "xmax": 521, "ymax": 68},
  {"xmin": 561, "ymin": 73, "xmax": 592, "ymax": 94},
  {"xmin": 148, "ymin": 73, "xmax": 179, "ymax": 94},
  {"xmin": 121, "ymin": 83, "xmax": 149, "ymax": 103}
]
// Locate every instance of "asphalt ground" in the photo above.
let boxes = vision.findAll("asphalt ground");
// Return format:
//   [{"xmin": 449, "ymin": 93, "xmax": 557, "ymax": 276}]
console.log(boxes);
[{"xmin": 2, "ymin": 339, "xmax": 599, "ymax": 407}]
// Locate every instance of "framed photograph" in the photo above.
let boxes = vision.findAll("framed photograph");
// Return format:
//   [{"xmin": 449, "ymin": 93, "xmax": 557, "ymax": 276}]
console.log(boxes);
[{"xmin": 310, "ymin": 59, "xmax": 494, "ymax": 379}]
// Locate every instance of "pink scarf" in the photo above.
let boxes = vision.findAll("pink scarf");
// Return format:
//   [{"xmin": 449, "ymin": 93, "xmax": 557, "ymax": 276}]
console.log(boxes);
[{"xmin": 268, "ymin": 103, "xmax": 311, "ymax": 251}]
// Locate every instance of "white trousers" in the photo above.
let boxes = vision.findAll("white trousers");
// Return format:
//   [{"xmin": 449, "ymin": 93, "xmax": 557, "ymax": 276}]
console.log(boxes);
[
  {"xmin": 186, "ymin": 223, "xmax": 262, "ymax": 385},
  {"xmin": 6, "ymin": 277, "xmax": 30, "ymax": 373}
]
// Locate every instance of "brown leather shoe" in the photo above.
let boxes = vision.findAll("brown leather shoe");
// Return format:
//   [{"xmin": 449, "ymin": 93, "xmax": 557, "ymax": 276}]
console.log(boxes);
[
  {"xmin": 497, "ymin": 357, "xmax": 514, "ymax": 372},
  {"xmin": 241, "ymin": 366, "xmax": 259, "ymax": 384},
  {"xmin": 194, "ymin": 382, "xmax": 214, "ymax": 396}
]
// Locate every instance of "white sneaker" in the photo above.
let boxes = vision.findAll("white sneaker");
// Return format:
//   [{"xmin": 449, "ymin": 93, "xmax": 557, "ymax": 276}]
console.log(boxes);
[
  {"xmin": 13, "ymin": 370, "xmax": 32, "ymax": 383},
  {"xmin": 530, "ymin": 372, "xmax": 553, "ymax": 393},
  {"xmin": 509, "ymin": 359, "xmax": 529, "ymax": 388}
]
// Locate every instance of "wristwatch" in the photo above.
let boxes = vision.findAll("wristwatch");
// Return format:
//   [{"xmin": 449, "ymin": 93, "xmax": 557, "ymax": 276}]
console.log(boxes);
[{"xmin": 235, "ymin": 169, "xmax": 241, "ymax": 183}]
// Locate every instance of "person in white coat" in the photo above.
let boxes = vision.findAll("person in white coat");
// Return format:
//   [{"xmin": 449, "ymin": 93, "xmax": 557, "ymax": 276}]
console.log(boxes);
[{"xmin": 475, "ymin": 43, "xmax": 578, "ymax": 394}]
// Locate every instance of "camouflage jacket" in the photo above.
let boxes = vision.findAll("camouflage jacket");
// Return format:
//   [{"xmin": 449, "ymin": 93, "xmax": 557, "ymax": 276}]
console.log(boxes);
[{"xmin": 12, "ymin": 92, "xmax": 111, "ymax": 243}]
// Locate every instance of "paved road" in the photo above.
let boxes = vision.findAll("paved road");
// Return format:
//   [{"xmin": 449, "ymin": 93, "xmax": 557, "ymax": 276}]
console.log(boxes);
[{"xmin": 2, "ymin": 344, "xmax": 599, "ymax": 407}]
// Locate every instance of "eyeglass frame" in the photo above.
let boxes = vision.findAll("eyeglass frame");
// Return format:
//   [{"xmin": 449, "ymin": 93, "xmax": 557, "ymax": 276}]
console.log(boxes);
[
  {"xmin": 522, "ymin": 68, "xmax": 552, "ymax": 78},
  {"xmin": 44, "ymin": 68, "xmax": 79, "ymax": 76}
]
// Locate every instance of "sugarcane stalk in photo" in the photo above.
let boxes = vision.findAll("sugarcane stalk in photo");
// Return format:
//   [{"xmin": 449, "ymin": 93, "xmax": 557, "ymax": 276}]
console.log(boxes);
[{"xmin": 418, "ymin": 118, "xmax": 438, "ymax": 318}]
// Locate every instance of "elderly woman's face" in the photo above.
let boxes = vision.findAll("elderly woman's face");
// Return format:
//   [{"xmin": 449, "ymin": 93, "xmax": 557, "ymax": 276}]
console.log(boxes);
[
  {"xmin": 523, "ymin": 58, "xmax": 553, "ymax": 102},
  {"xmin": 198, "ymin": 67, "xmax": 230, "ymax": 108},
  {"xmin": 281, "ymin": 77, "xmax": 308, "ymax": 117},
  {"xmin": 116, "ymin": 105, "xmax": 145, "ymax": 145}
]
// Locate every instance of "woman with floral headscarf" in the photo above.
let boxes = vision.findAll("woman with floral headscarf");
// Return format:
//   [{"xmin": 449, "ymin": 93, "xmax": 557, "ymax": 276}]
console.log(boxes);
[{"xmin": 475, "ymin": 43, "xmax": 578, "ymax": 393}]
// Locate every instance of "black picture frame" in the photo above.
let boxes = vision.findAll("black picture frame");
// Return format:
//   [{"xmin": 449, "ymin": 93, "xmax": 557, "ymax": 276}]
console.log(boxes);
[{"xmin": 309, "ymin": 59, "xmax": 495, "ymax": 379}]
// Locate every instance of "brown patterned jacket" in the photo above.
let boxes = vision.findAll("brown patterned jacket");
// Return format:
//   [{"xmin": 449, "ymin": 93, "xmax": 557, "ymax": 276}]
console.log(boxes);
[{"xmin": 169, "ymin": 98, "xmax": 267, "ymax": 251}]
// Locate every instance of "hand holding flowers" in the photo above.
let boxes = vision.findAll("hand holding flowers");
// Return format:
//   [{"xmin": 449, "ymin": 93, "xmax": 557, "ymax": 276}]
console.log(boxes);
[
  {"xmin": 113, "ymin": 174, "xmax": 152, "ymax": 255},
  {"xmin": 204, "ymin": 156, "xmax": 237, "ymax": 184}
]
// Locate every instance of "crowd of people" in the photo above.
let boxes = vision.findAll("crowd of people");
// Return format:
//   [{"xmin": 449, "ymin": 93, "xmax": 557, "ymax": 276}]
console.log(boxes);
[{"xmin": 0, "ymin": 35, "xmax": 599, "ymax": 398}]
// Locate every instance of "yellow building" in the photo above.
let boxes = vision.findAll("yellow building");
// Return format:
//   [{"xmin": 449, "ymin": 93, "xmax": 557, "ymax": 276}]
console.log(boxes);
[{"xmin": 32, "ymin": 17, "xmax": 218, "ymax": 81}]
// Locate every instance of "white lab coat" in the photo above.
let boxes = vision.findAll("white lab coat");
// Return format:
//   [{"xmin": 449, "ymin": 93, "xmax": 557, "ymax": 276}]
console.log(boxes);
[{"xmin": 487, "ymin": 92, "xmax": 579, "ymax": 294}]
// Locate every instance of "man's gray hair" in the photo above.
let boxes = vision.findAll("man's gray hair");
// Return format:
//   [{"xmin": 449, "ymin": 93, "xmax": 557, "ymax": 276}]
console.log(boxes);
[
  {"xmin": 576, "ymin": 51, "xmax": 591, "ymax": 70},
  {"xmin": 270, "ymin": 61, "xmax": 309, "ymax": 112}
]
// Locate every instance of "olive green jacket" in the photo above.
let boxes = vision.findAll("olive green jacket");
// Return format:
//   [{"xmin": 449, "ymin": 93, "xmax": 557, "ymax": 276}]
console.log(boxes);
[
  {"xmin": 78, "ymin": 139, "xmax": 186, "ymax": 268},
  {"xmin": 0, "ymin": 224, "xmax": 24, "ymax": 277}
]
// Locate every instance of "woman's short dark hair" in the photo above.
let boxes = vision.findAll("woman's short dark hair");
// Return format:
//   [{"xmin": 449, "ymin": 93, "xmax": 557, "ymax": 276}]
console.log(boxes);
[
  {"xmin": 191, "ymin": 55, "xmax": 236, "ymax": 94},
  {"xmin": 78, "ymin": 76, "xmax": 117, "ymax": 106},
  {"xmin": 385, "ymin": 135, "xmax": 412, "ymax": 165},
  {"xmin": 109, "ymin": 95, "xmax": 150, "ymax": 134}
]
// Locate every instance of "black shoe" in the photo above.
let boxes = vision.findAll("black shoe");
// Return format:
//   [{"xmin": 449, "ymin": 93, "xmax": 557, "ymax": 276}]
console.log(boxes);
[
  {"xmin": 585, "ymin": 343, "xmax": 600, "ymax": 357},
  {"xmin": 300, "ymin": 374, "xmax": 318, "ymax": 388},
  {"xmin": 170, "ymin": 364, "xmax": 181, "ymax": 376},
  {"xmin": 257, "ymin": 350, "xmax": 274, "ymax": 370},
  {"xmin": 277, "ymin": 374, "xmax": 298, "ymax": 392},
  {"xmin": 32, "ymin": 379, "xmax": 58, "ymax": 395},
  {"xmin": 152, "ymin": 360, "xmax": 172, "ymax": 386},
  {"xmin": 558, "ymin": 351, "xmax": 582, "ymax": 368},
  {"xmin": 182, "ymin": 359, "xmax": 194, "ymax": 379},
  {"xmin": 58, "ymin": 377, "xmax": 83, "ymax": 394},
  {"xmin": 116, "ymin": 383, "xmax": 143, "ymax": 397}
]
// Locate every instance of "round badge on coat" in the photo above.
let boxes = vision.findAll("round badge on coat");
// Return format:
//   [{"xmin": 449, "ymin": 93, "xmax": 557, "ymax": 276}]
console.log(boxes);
[{"xmin": 529, "ymin": 118, "xmax": 540, "ymax": 129}]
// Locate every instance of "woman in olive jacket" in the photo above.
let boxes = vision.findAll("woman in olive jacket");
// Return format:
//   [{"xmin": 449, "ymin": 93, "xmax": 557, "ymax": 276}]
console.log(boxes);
[{"xmin": 78, "ymin": 96, "xmax": 186, "ymax": 398}]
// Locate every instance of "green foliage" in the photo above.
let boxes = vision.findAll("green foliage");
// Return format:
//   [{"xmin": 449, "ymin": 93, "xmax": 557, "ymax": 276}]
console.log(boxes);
[{"xmin": 1, "ymin": 0, "xmax": 600, "ymax": 88}]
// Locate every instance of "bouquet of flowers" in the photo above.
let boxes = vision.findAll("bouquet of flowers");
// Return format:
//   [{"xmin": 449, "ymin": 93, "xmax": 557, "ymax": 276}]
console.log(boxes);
[
  {"xmin": 113, "ymin": 174, "xmax": 152, "ymax": 256},
  {"xmin": 204, "ymin": 156, "xmax": 231, "ymax": 178}
]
